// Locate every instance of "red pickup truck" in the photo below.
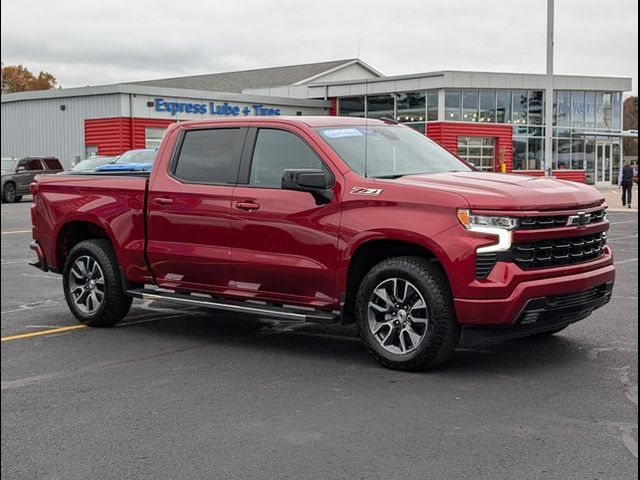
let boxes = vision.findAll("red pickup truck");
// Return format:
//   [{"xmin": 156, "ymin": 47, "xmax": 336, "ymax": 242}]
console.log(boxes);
[{"xmin": 29, "ymin": 117, "xmax": 615, "ymax": 370}]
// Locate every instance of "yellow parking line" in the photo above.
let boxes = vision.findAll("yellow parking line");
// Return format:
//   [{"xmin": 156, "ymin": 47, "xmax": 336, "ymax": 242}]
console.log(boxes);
[
  {"xmin": 1, "ymin": 230, "xmax": 31, "ymax": 235},
  {"xmin": 1, "ymin": 324, "xmax": 86, "ymax": 342}
]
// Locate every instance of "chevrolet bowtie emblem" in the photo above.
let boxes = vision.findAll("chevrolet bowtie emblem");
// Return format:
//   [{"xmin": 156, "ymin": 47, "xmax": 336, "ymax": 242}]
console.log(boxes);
[{"xmin": 567, "ymin": 211, "xmax": 591, "ymax": 227}]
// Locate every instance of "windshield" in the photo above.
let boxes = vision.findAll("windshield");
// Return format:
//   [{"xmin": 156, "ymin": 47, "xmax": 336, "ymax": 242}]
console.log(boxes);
[
  {"xmin": 315, "ymin": 125, "xmax": 471, "ymax": 178},
  {"xmin": 1, "ymin": 158, "xmax": 16, "ymax": 171},
  {"xmin": 72, "ymin": 157, "xmax": 115, "ymax": 171},
  {"xmin": 115, "ymin": 150, "xmax": 157, "ymax": 165}
]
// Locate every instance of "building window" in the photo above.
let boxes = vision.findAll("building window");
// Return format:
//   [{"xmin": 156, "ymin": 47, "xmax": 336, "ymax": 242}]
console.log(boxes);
[
  {"xmin": 496, "ymin": 90, "xmax": 511, "ymax": 124},
  {"xmin": 513, "ymin": 136, "xmax": 527, "ymax": 170},
  {"xmin": 396, "ymin": 91, "xmax": 425, "ymax": 123},
  {"xmin": 585, "ymin": 92, "xmax": 596, "ymax": 129},
  {"xmin": 555, "ymin": 91, "xmax": 571, "ymax": 126},
  {"xmin": 527, "ymin": 137, "xmax": 544, "ymax": 170},
  {"xmin": 462, "ymin": 90, "xmax": 479, "ymax": 122},
  {"xmin": 555, "ymin": 138, "xmax": 571, "ymax": 169},
  {"xmin": 612, "ymin": 92, "xmax": 622, "ymax": 130},
  {"xmin": 427, "ymin": 91, "xmax": 439, "ymax": 121},
  {"xmin": 585, "ymin": 138, "xmax": 596, "ymax": 184},
  {"xmin": 528, "ymin": 91, "xmax": 544, "ymax": 125},
  {"xmin": 339, "ymin": 97, "xmax": 365, "ymax": 117},
  {"xmin": 145, "ymin": 127, "xmax": 166, "ymax": 149},
  {"xmin": 458, "ymin": 136, "xmax": 495, "ymax": 172},
  {"xmin": 445, "ymin": 90, "xmax": 462, "ymax": 121},
  {"xmin": 512, "ymin": 91, "xmax": 528, "ymax": 125},
  {"xmin": 366, "ymin": 95, "xmax": 395, "ymax": 119},
  {"xmin": 596, "ymin": 92, "xmax": 612, "ymax": 129},
  {"xmin": 479, "ymin": 90, "xmax": 496, "ymax": 123},
  {"xmin": 571, "ymin": 91, "xmax": 585, "ymax": 128},
  {"xmin": 571, "ymin": 138, "xmax": 585, "ymax": 170}
]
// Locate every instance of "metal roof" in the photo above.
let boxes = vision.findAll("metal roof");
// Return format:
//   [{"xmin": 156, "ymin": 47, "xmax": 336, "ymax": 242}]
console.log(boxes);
[{"xmin": 128, "ymin": 59, "xmax": 382, "ymax": 93}]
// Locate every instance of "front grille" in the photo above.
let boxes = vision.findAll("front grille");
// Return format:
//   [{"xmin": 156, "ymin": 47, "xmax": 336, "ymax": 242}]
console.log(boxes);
[
  {"xmin": 546, "ymin": 284, "xmax": 612, "ymax": 309},
  {"xmin": 518, "ymin": 209, "xmax": 606, "ymax": 230},
  {"xmin": 512, "ymin": 232, "xmax": 607, "ymax": 269}
]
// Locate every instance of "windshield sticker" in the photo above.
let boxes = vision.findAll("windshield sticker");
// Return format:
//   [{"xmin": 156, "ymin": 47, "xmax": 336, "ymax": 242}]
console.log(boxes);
[{"xmin": 321, "ymin": 128, "xmax": 364, "ymax": 139}]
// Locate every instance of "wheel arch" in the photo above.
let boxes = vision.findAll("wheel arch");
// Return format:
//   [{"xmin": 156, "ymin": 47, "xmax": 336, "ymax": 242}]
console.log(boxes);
[
  {"xmin": 53, "ymin": 218, "xmax": 117, "ymax": 272},
  {"xmin": 341, "ymin": 235, "xmax": 451, "ymax": 324}
]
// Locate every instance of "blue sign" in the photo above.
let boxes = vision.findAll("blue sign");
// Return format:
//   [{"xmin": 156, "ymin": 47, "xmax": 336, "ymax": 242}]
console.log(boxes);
[{"xmin": 153, "ymin": 98, "xmax": 281, "ymax": 117}]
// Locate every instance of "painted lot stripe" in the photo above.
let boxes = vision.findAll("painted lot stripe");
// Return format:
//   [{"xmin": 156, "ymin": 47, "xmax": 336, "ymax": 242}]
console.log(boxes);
[
  {"xmin": 1, "ymin": 324, "xmax": 86, "ymax": 342},
  {"xmin": 615, "ymin": 257, "xmax": 638, "ymax": 265},
  {"xmin": 1, "ymin": 230, "xmax": 31, "ymax": 235}
]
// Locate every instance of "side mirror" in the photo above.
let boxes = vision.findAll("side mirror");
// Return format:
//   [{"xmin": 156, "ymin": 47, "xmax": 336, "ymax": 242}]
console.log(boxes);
[
  {"xmin": 16, "ymin": 165, "xmax": 27, "ymax": 173},
  {"xmin": 282, "ymin": 169, "xmax": 334, "ymax": 205}
]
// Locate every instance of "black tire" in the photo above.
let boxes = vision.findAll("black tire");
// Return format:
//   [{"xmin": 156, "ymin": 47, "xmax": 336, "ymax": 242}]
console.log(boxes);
[
  {"xmin": 355, "ymin": 256, "xmax": 460, "ymax": 371},
  {"xmin": 63, "ymin": 239, "xmax": 132, "ymax": 327},
  {"xmin": 3, "ymin": 183, "xmax": 17, "ymax": 203}
]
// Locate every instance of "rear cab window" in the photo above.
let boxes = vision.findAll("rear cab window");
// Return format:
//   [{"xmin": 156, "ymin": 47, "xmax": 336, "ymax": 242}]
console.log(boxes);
[
  {"xmin": 172, "ymin": 128, "xmax": 246, "ymax": 184},
  {"xmin": 43, "ymin": 158, "xmax": 63, "ymax": 170}
]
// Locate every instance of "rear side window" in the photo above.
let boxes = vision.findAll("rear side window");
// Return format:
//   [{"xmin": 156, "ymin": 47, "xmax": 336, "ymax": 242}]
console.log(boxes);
[
  {"xmin": 43, "ymin": 158, "xmax": 62, "ymax": 170},
  {"xmin": 174, "ymin": 128, "xmax": 244, "ymax": 184},
  {"xmin": 249, "ymin": 129, "xmax": 325, "ymax": 188},
  {"xmin": 20, "ymin": 159, "xmax": 44, "ymax": 171}
]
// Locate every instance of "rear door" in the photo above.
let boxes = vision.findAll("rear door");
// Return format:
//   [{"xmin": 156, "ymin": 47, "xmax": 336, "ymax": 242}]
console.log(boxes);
[
  {"xmin": 15, "ymin": 158, "xmax": 44, "ymax": 194},
  {"xmin": 230, "ymin": 126, "xmax": 343, "ymax": 307},
  {"xmin": 146, "ymin": 126, "xmax": 247, "ymax": 293}
]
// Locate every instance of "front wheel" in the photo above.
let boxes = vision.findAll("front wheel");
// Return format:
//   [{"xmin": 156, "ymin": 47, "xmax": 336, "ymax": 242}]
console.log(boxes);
[
  {"xmin": 63, "ymin": 239, "xmax": 132, "ymax": 327},
  {"xmin": 355, "ymin": 257, "xmax": 460, "ymax": 371}
]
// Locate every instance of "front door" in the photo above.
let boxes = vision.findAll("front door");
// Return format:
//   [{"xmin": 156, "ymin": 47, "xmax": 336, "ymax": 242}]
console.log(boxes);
[
  {"xmin": 595, "ymin": 142, "xmax": 612, "ymax": 186},
  {"xmin": 146, "ymin": 126, "xmax": 247, "ymax": 293},
  {"xmin": 230, "ymin": 127, "xmax": 342, "ymax": 307}
]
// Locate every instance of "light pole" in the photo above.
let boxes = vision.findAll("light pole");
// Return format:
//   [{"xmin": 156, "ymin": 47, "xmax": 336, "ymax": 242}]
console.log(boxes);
[{"xmin": 545, "ymin": 0, "xmax": 555, "ymax": 176}]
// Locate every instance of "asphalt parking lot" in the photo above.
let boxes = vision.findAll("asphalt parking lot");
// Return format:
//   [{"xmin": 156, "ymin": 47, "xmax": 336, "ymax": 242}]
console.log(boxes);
[{"xmin": 1, "ymin": 198, "xmax": 637, "ymax": 480}]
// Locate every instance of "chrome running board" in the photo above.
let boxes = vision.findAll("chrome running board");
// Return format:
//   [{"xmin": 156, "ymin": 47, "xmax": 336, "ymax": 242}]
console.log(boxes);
[{"xmin": 126, "ymin": 288, "xmax": 340, "ymax": 324}]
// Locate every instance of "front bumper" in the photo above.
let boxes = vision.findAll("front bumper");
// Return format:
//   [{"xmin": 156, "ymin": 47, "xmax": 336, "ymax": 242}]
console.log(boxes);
[{"xmin": 454, "ymin": 261, "xmax": 615, "ymax": 327}]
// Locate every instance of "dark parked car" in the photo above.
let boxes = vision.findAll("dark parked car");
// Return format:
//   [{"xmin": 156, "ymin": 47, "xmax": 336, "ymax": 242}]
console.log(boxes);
[
  {"xmin": 70, "ymin": 156, "xmax": 117, "ymax": 173},
  {"xmin": 1, "ymin": 156, "xmax": 64, "ymax": 203}
]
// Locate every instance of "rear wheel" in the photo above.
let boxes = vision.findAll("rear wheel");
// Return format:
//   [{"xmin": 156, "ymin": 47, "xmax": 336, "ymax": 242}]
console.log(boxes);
[
  {"xmin": 63, "ymin": 239, "xmax": 132, "ymax": 327},
  {"xmin": 355, "ymin": 257, "xmax": 460, "ymax": 371},
  {"xmin": 3, "ymin": 183, "xmax": 17, "ymax": 203}
]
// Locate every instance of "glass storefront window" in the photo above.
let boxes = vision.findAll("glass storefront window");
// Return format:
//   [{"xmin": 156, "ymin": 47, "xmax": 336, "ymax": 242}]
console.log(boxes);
[
  {"xmin": 396, "ymin": 91, "xmax": 425, "ymax": 122},
  {"xmin": 528, "ymin": 91, "xmax": 544, "ymax": 125},
  {"xmin": 513, "ymin": 136, "xmax": 527, "ymax": 170},
  {"xmin": 339, "ymin": 97, "xmax": 365, "ymax": 117},
  {"xmin": 571, "ymin": 138, "xmax": 585, "ymax": 170},
  {"xmin": 596, "ymin": 92, "xmax": 612, "ymax": 129},
  {"xmin": 571, "ymin": 91, "xmax": 585, "ymax": 128},
  {"xmin": 555, "ymin": 91, "xmax": 571, "ymax": 126},
  {"xmin": 427, "ymin": 91, "xmax": 439, "ymax": 121},
  {"xmin": 458, "ymin": 136, "xmax": 495, "ymax": 172},
  {"xmin": 512, "ymin": 90, "xmax": 528, "ymax": 125},
  {"xmin": 612, "ymin": 93, "xmax": 622, "ymax": 130},
  {"xmin": 612, "ymin": 142, "xmax": 621, "ymax": 181},
  {"xmin": 366, "ymin": 95, "xmax": 395, "ymax": 119},
  {"xmin": 527, "ymin": 137, "xmax": 544, "ymax": 170},
  {"xmin": 585, "ymin": 92, "xmax": 596, "ymax": 129},
  {"xmin": 585, "ymin": 138, "xmax": 596, "ymax": 184},
  {"xmin": 462, "ymin": 90, "xmax": 479, "ymax": 122},
  {"xmin": 445, "ymin": 90, "xmax": 462, "ymax": 121},
  {"xmin": 556, "ymin": 138, "xmax": 571, "ymax": 169},
  {"xmin": 496, "ymin": 90, "xmax": 511, "ymax": 124},
  {"xmin": 480, "ymin": 90, "xmax": 496, "ymax": 123}
]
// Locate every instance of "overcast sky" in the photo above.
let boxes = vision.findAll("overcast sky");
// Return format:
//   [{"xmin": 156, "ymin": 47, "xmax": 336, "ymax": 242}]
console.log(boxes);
[{"xmin": 1, "ymin": 0, "xmax": 637, "ymax": 95}]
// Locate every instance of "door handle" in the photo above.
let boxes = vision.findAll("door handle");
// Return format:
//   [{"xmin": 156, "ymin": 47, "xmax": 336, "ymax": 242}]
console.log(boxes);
[
  {"xmin": 153, "ymin": 197, "xmax": 174, "ymax": 206},
  {"xmin": 236, "ymin": 201, "xmax": 260, "ymax": 211}
]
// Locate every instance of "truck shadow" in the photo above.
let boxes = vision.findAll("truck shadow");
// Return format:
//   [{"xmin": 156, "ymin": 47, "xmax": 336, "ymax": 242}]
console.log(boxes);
[{"xmin": 121, "ymin": 304, "xmax": 588, "ymax": 375}]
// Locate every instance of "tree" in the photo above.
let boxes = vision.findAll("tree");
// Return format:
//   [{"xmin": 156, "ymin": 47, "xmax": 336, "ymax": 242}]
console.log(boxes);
[
  {"xmin": 623, "ymin": 96, "xmax": 638, "ymax": 158},
  {"xmin": 1, "ymin": 63, "xmax": 57, "ymax": 94}
]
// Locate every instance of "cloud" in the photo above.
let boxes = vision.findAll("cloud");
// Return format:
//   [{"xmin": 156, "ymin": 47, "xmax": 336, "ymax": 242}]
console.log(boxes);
[{"xmin": 1, "ymin": 0, "xmax": 637, "ymax": 94}]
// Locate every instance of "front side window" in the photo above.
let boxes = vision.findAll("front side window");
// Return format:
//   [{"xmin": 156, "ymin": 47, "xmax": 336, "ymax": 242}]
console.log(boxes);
[
  {"xmin": 316, "ymin": 125, "xmax": 471, "ymax": 178},
  {"xmin": 20, "ymin": 159, "xmax": 43, "ymax": 171},
  {"xmin": 249, "ymin": 129, "xmax": 325, "ymax": 188},
  {"xmin": 174, "ymin": 129, "xmax": 243, "ymax": 184}
]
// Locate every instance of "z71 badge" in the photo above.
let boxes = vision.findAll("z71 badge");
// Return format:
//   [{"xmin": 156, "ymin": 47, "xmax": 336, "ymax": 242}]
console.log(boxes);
[{"xmin": 350, "ymin": 187, "xmax": 383, "ymax": 196}]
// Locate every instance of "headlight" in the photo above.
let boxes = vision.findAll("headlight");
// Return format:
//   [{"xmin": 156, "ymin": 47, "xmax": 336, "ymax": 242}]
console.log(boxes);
[{"xmin": 457, "ymin": 209, "xmax": 517, "ymax": 253}]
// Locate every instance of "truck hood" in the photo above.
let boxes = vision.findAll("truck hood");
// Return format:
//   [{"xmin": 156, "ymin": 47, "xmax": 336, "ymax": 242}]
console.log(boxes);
[{"xmin": 391, "ymin": 172, "xmax": 604, "ymax": 211}]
